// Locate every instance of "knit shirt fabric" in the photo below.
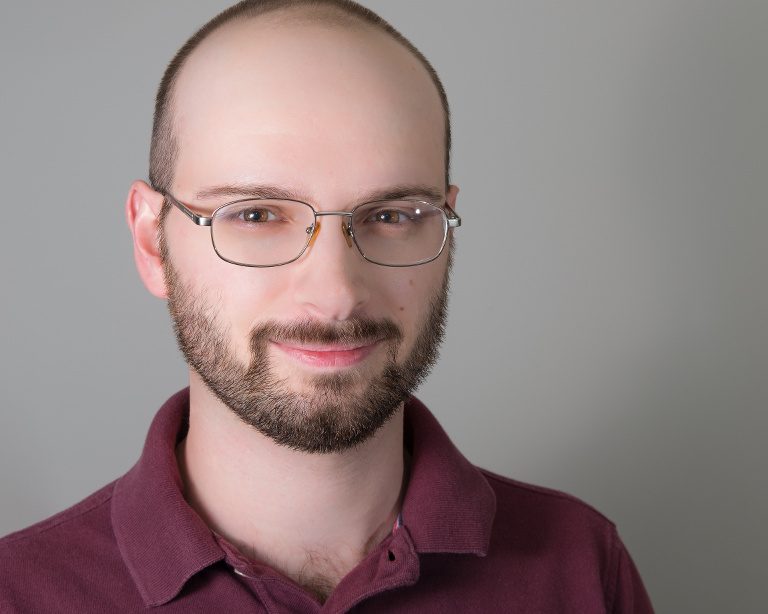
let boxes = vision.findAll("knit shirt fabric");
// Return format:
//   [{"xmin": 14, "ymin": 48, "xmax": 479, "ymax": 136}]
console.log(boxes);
[{"xmin": 0, "ymin": 389, "xmax": 653, "ymax": 613}]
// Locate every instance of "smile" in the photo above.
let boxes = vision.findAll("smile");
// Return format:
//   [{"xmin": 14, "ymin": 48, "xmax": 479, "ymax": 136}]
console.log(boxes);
[{"xmin": 271, "ymin": 340, "xmax": 383, "ymax": 369}]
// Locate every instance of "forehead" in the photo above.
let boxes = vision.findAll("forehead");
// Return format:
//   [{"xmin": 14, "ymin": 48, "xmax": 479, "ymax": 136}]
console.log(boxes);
[{"xmin": 171, "ymin": 15, "xmax": 445, "ymax": 196}]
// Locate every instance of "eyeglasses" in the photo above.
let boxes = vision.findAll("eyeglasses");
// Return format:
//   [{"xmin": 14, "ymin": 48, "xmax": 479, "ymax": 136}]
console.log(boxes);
[{"xmin": 163, "ymin": 193, "xmax": 461, "ymax": 268}]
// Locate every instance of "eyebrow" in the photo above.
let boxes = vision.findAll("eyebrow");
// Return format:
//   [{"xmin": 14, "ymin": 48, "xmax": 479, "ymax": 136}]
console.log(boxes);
[
  {"xmin": 193, "ymin": 183, "xmax": 446, "ymax": 206},
  {"xmin": 195, "ymin": 184, "xmax": 297, "ymax": 201},
  {"xmin": 362, "ymin": 184, "xmax": 446, "ymax": 204}
]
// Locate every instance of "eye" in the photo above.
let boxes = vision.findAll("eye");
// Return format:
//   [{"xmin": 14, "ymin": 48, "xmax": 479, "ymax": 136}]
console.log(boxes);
[
  {"xmin": 354, "ymin": 202, "xmax": 424, "ymax": 232},
  {"xmin": 241, "ymin": 207, "xmax": 275, "ymax": 223},
  {"xmin": 372, "ymin": 210, "xmax": 405, "ymax": 224}
]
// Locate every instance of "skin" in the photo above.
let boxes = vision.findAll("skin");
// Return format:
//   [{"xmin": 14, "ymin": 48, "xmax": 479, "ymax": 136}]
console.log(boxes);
[{"xmin": 126, "ymin": 14, "xmax": 458, "ymax": 603}]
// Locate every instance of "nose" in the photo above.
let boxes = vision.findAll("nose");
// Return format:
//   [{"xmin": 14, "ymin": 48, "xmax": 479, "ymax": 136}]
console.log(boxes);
[{"xmin": 292, "ymin": 214, "xmax": 370, "ymax": 321}]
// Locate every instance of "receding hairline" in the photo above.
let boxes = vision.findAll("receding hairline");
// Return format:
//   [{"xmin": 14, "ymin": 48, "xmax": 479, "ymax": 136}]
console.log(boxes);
[
  {"xmin": 183, "ymin": 7, "xmax": 433, "ymax": 86},
  {"xmin": 196, "ymin": 4, "xmax": 388, "ymax": 50},
  {"xmin": 149, "ymin": 1, "xmax": 452, "ymax": 196}
]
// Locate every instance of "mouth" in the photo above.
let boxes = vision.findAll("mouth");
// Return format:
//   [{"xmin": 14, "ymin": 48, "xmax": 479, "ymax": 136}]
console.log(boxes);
[{"xmin": 271, "ymin": 339, "xmax": 384, "ymax": 369}]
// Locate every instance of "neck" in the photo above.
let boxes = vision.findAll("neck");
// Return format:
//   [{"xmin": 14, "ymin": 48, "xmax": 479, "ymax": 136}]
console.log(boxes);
[{"xmin": 176, "ymin": 377, "xmax": 408, "ymax": 602}]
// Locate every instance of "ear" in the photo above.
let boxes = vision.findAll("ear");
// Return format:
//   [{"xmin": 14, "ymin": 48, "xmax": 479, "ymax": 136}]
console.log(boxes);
[
  {"xmin": 126, "ymin": 180, "xmax": 168, "ymax": 299},
  {"xmin": 446, "ymin": 184, "xmax": 459, "ymax": 209}
]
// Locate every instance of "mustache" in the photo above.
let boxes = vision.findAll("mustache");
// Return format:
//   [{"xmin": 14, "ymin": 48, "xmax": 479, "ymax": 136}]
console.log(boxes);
[{"xmin": 248, "ymin": 316, "xmax": 404, "ymax": 347}]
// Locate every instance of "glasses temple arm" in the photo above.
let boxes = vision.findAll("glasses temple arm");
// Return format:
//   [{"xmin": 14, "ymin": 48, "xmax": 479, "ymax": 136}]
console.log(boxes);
[
  {"xmin": 444, "ymin": 202, "xmax": 461, "ymax": 228},
  {"xmin": 164, "ymin": 193, "xmax": 213, "ymax": 227}
]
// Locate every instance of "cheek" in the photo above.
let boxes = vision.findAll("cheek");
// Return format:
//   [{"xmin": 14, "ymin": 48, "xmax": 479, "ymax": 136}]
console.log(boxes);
[
  {"xmin": 394, "ymin": 278, "xmax": 421, "ymax": 314},
  {"xmin": 166, "ymin": 218, "xmax": 286, "ymax": 344},
  {"xmin": 216, "ymin": 267, "xmax": 290, "ymax": 332},
  {"xmin": 384, "ymin": 262, "xmax": 446, "ymax": 335},
  {"xmin": 164, "ymin": 214, "xmax": 221, "ymax": 279}
]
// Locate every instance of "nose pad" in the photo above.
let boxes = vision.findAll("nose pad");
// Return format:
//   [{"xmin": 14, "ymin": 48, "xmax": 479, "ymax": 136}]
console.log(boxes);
[
  {"xmin": 307, "ymin": 220, "xmax": 321, "ymax": 247},
  {"xmin": 341, "ymin": 220, "xmax": 354, "ymax": 248}
]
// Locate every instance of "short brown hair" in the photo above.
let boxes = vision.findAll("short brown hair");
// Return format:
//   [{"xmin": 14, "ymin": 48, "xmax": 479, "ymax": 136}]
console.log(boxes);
[{"xmin": 149, "ymin": 0, "xmax": 451, "ymax": 196}]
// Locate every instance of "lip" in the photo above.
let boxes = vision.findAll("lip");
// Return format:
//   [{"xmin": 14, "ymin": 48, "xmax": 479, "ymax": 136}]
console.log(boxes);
[{"xmin": 271, "ymin": 339, "xmax": 383, "ymax": 369}]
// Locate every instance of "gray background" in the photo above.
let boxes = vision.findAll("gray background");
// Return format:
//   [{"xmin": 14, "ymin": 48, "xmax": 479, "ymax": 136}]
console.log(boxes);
[{"xmin": 1, "ymin": 1, "xmax": 766, "ymax": 611}]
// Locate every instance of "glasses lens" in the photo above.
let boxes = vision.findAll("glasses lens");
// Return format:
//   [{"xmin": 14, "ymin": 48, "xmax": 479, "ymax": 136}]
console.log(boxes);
[
  {"xmin": 211, "ymin": 199, "xmax": 316, "ymax": 266},
  {"xmin": 351, "ymin": 200, "xmax": 448, "ymax": 266}
]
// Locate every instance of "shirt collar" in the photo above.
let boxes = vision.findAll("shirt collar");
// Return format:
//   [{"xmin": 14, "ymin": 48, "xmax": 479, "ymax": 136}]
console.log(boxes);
[
  {"xmin": 110, "ymin": 390, "xmax": 496, "ymax": 606},
  {"xmin": 111, "ymin": 389, "xmax": 225, "ymax": 606},
  {"xmin": 401, "ymin": 397, "xmax": 496, "ymax": 556}
]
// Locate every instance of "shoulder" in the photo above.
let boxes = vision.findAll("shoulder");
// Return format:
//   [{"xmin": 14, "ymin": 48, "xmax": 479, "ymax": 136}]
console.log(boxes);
[
  {"xmin": 0, "ymin": 482, "xmax": 130, "ymax": 611},
  {"xmin": 480, "ymin": 468, "xmax": 619, "ymax": 556},
  {"xmin": 1, "ymin": 481, "xmax": 116, "ymax": 553},
  {"xmin": 477, "ymin": 470, "xmax": 655, "ymax": 612},
  {"xmin": 481, "ymin": 468, "xmax": 615, "ymax": 529}
]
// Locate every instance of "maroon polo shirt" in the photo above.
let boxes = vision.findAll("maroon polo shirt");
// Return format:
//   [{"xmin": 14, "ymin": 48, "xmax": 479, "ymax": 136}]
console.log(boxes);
[{"xmin": 0, "ymin": 389, "xmax": 653, "ymax": 612}]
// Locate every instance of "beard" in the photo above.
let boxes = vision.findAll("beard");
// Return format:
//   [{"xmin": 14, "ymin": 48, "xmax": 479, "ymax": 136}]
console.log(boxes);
[{"xmin": 163, "ymin": 253, "xmax": 451, "ymax": 454}]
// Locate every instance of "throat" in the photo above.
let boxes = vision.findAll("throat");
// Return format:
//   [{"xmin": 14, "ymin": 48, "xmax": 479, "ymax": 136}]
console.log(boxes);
[
  {"xmin": 227, "ymin": 520, "xmax": 398, "ymax": 605},
  {"xmin": 177, "ymin": 395, "xmax": 410, "ymax": 603},
  {"xmin": 296, "ymin": 550, "xmax": 356, "ymax": 604}
]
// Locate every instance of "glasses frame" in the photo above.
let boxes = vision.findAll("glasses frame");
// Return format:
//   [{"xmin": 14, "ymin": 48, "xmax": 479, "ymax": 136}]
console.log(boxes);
[{"xmin": 163, "ymin": 192, "xmax": 461, "ymax": 268}]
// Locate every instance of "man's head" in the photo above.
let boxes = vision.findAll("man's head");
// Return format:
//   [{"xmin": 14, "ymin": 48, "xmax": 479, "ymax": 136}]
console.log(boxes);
[
  {"xmin": 149, "ymin": 0, "xmax": 452, "ymax": 196},
  {"xmin": 127, "ymin": 0, "xmax": 458, "ymax": 453}
]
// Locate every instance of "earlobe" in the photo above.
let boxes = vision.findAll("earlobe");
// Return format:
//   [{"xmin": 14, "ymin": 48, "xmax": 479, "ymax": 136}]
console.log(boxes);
[{"xmin": 126, "ymin": 180, "xmax": 168, "ymax": 299}]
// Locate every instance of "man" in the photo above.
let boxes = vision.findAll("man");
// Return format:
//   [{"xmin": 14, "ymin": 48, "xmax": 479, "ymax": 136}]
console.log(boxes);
[{"xmin": 0, "ymin": 1, "xmax": 653, "ymax": 611}]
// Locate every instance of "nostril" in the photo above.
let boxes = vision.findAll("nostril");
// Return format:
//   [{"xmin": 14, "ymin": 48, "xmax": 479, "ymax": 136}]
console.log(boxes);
[{"xmin": 388, "ymin": 550, "xmax": 396, "ymax": 562}]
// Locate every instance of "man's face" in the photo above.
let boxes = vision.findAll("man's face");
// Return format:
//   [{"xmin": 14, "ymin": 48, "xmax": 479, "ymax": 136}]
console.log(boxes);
[{"xmin": 160, "ymin": 18, "xmax": 457, "ymax": 452}]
